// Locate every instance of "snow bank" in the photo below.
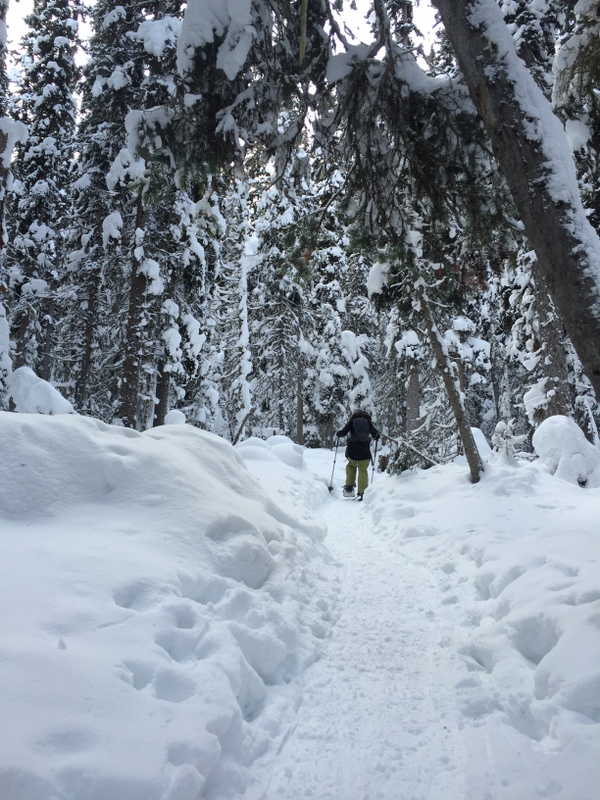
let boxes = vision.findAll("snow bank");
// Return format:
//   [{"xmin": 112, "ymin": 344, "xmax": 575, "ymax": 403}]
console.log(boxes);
[
  {"xmin": 0, "ymin": 415, "xmax": 333, "ymax": 800},
  {"xmin": 8, "ymin": 366, "xmax": 75, "ymax": 415},
  {"xmin": 367, "ymin": 453, "xmax": 600, "ymax": 799},
  {"xmin": 532, "ymin": 414, "xmax": 600, "ymax": 487},
  {"xmin": 165, "ymin": 409, "xmax": 186, "ymax": 425},
  {"xmin": 236, "ymin": 434, "xmax": 326, "ymax": 512}
]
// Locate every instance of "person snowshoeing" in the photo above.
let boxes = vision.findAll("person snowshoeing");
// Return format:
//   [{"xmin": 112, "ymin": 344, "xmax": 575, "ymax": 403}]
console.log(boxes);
[{"xmin": 336, "ymin": 408, "xmax": 380, "ymax": 500}]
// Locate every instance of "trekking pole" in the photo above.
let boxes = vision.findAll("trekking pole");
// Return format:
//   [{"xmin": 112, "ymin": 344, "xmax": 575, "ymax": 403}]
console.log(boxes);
[
  {"xmin": 328, "ymin": 437, "xmax": 340, "ymax": 493},
  {"xmin": 371, "ymin": 436, "xmax": 379, "ymax": 484}
]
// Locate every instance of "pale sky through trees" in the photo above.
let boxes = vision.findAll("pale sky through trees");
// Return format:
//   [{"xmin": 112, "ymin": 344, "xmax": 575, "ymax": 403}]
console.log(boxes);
[
  {"xmin": 7, "ymin": 0, "xmax": 33, "ymax": 47},
  {"xmin": 6, "ymin": 0, "xmax": 439, "ymax": 56}
]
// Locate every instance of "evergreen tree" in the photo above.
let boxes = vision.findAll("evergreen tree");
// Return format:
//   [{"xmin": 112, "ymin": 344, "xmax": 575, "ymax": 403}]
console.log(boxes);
[
  {"xmin": 64, "ymin": 0, "xmax": 211, "ymax": 429},
  {"xmin": 62, "ymin": 0, "xmax": 146, "ymax": 418},
  {"xmin": 0, "ymin": 0, "xmax": 27, "ymax": 404},
  {"xmin": 432, "ymin": 0, "xmax": 600, "ymax": 399},
  {"xmin": 554, "ymin": 0, "xmax": 600, "ymax": 233},
  {"xmin": 212, "ymin": 178, "xmax": 257, "ymax": 442},
  {"xmin": 6, "ymin": 0, "xmax": 82, "ymax": 377}
]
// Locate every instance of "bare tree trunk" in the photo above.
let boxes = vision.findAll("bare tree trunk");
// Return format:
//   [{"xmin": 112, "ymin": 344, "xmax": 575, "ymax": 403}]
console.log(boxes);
[
  {"xmin": 119, "ymin": 195, "xmax": 147, "ymax": 429},
  {"xmin": 75, "ymin": 270, "xmax": 100, "ymax": 410},
  {"xmin": 405, "ymin": 355, "xmax": 420, "ymax": 437},
  {"xmin": 536, "ymin": 288, "xmax": 572, "ymax": 419},
  {"xmin": 0, "ymin": 0, "xmax": 10, "ymax": 249},
  {"xmin": 153, "ymin": 361, "xmax": 170, "ymax": 427},
  {"xmin": 296, "ymin": 372, "xmax": 304, "ymax": 444},
  {"xmin": 13, "ymin": 308, "xmax": 34, "ymax": 370},
  {"xmin": 433, "ymin": 0, "xmax": 600, "ymax": 399},
  {"xmin": 232, "ymin": 411, "xmax": 251, "ymax": 445},
  {"xmin": 417, "ymin": 282, "xmax": 484, "ymax": 483},
  {"xmin": 0, "ymin": 127, "xmax": 8, "ymax": 248},
  {"xmin": 39, "ymin": 296, "xmax": 55, "ymax": 381}
]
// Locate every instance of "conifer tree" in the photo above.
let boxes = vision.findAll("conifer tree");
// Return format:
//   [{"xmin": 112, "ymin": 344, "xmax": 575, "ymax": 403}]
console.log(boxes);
[
  {"xmin": 215, "ymin": 178, "xmax": 256, "ymax": 441},
  {"xmin": 65, "ymin": 0, "xmax": 209, "ymax": 428},
  {"xmin": 0, "ymin": 0, "xmax": 27, "ymax": 404},
  {"xmin": 63, "ymin": 0, "xmax": 146, "ymax": 417},
  {"xmin": 432, "ymin": 0, "xmax": 600, "ymax": 398},
  {"xmin": 6, "ymin": 0, "xmax": 82, "ymax": 378}
]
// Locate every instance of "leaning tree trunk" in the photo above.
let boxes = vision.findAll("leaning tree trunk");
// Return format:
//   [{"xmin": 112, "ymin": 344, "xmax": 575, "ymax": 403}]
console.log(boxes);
[
  {"xmin": 432, "ymin": 0, "xmax": 600, "ymax": 400},
  {"xmin": 416, "ymin": 282, "xmax": 484, "ymax": 484}
]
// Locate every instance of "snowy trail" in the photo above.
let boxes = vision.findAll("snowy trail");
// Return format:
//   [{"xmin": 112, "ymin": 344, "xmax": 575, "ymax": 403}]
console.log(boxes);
[
  {"xmin": 3, "ymin": 419, "xmax": 600, "ymax": 800},
  {"xmin": 263, "ymin": 492, "xmax": 467, "ymax": 799}
]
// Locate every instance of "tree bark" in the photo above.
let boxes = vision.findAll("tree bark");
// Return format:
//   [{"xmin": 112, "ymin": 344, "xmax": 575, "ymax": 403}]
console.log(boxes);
[
  {"xmin": 432, "ymin": 0, "xmax": 600, "ymax": 399},
  {"xmin": 75, "ymin": 266, "xmax": 100, "ymax": 410},
  {"xmin": 296, "ymin": 372, "xmax": 304, "ymax": 444},
  {"xmin": 416, "ymin": 282, "xmax": 484, "ymax": 483},
  {"xmin": 0, "ymin": 0, "xmax": 10, "ymax": 248},
  {"xmin": 535, "ymin": 287, "xmax": 572, "ymax": 420},
  {"xmin": 119, "ymin": 195, "xmax": 147, "ymax": 428},
  {"xmin": 153, "ymin": 361, "xmax": 170, "ymax": 427},
  {"xmin": 405, "ymin": 355, "xmax": 421, "ymax": 437}
]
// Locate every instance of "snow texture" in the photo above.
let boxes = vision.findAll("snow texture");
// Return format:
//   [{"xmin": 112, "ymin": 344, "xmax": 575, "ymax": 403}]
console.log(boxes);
[
  {"xmin": 0, "ymin": 118, "xmax": 28, "ymax": 168},
  {"xmin": 532, "ymin": 414, "xmax": 600, "ymax": 486},
  {"xmin": 0, "ymin": 415, "xmax": 331, "ymax": 800},
  {"xmin": 177, "ymin": 0, "xmax": 255, "ymax": 80},
  {"xmin": 0, "ymin": 409, "xmax": 599, "ymax": 800},
  {"xmin": 366, "ymin": 260, "xmax": 389, "ymax": 297},
  {"xmin": 131, "ymin": 17, "xmax": 181, "ymax": 58},
  {"xmin": 326, "ymin": 43, "xmax": 372, "ymax": 84},
  {"xmin": 165, "ymin": 409, "xmax": 187, "ymax": 425},
  {"xmin": 8, "ymin": 366, "xmax": 75, "ymax": 415}
]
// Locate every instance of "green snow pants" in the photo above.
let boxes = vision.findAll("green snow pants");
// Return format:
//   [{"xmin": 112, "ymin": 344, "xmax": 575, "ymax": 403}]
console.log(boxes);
[{"xmin": 345, "ymin": 458, "xmax": 371, "ymax": 495}]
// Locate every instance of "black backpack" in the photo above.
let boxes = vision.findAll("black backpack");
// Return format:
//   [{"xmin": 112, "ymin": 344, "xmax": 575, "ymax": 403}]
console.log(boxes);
[{"xmin": 351, "ymin": 416, "xmax": 370, "ymax": 443}]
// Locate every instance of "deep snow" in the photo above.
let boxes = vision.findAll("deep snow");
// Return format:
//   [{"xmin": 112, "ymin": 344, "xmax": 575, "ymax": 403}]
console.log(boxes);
[{"xmin": 1, "ymin": 410, "xmax": 599, "ymax": 799}]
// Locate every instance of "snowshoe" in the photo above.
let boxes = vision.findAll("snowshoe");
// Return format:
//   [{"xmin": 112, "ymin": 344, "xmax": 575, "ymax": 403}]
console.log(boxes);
[{"xmin": 342, "ymin": 485, "xmax": 355, "ymax": 498}]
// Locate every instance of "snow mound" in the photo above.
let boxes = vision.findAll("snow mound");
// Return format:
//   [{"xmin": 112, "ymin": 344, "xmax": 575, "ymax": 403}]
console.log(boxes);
[
  {"xmin": 533, "ymin": 414, "xmax": 600, "ymax": 486},
  {"xmin": 165, "ymin": 409, "xmax": 186, "ymax": 424},
  {"xmin": 9, "ymin": 366, "xmax": 74, "ymax": 415},
  {"xmin": 0, "ymin": 413, "xmax": 333, "ymax": 800},
  {"xmin": 269, "ymin": 442, "xmax": 304, "ymax": 468},
  {"xmin": 237, "ymin": 436, "xmax": 305, "ymax": 468},
  {"xmin": 237, "ymin": 436, "xmax": 270, "ymax": 449},
  {"xmin": 265, "ymin": 434, "xmax": 296, "ymax": 447},
  {"xmin": 236, "ymin": 435, "xmax": 330, "ymax": 530}
]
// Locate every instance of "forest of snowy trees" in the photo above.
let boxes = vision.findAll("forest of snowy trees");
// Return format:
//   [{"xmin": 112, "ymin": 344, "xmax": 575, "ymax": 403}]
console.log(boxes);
[{"xmin": 0, "ymin": 0, "xmax": 599, "ymax": 475}]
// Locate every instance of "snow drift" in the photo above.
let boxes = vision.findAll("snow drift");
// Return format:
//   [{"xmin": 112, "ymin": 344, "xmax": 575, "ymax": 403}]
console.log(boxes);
[
  {"xmin": 367, "ymin": 417, "xmax": 600, "ymax": 799},
  {"xmin": 0, "ymin": 413, "xmax": 332, "ymax": 800},
  {"xmin": 2, "ymin": 411, "xmax": 600, "ymax": 800}
]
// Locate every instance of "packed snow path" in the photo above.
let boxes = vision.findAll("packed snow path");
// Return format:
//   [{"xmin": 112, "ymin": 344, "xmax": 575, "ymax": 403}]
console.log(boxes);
[
  {"xmin": 2, "ymin": 417, "xmax": 599, "ymax": 800},
  {"xmin": 264, "ymin": 493, "xmax": 466, "ymax": 800}
]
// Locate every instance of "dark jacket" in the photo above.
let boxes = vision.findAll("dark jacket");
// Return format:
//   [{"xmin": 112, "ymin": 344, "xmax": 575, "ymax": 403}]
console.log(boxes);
[{"xmin": 336, "ymin": 410, "xmax": 380, "ymax": 461}]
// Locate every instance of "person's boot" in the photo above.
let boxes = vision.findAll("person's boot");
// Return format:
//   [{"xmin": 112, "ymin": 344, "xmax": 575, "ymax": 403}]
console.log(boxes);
[
  {"xmin": 357, "ymin": 492, "xmax": 364, "ymax": 501},
  {"xmin": 342, "ymin": 485, "xmax": 355, "ymax": 498}
]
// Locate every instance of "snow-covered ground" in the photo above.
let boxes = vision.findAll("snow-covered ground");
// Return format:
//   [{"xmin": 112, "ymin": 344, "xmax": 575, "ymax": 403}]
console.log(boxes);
[{"xmin": 1, "ymin": 410, "xmax": 599, "ymax": 799}]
